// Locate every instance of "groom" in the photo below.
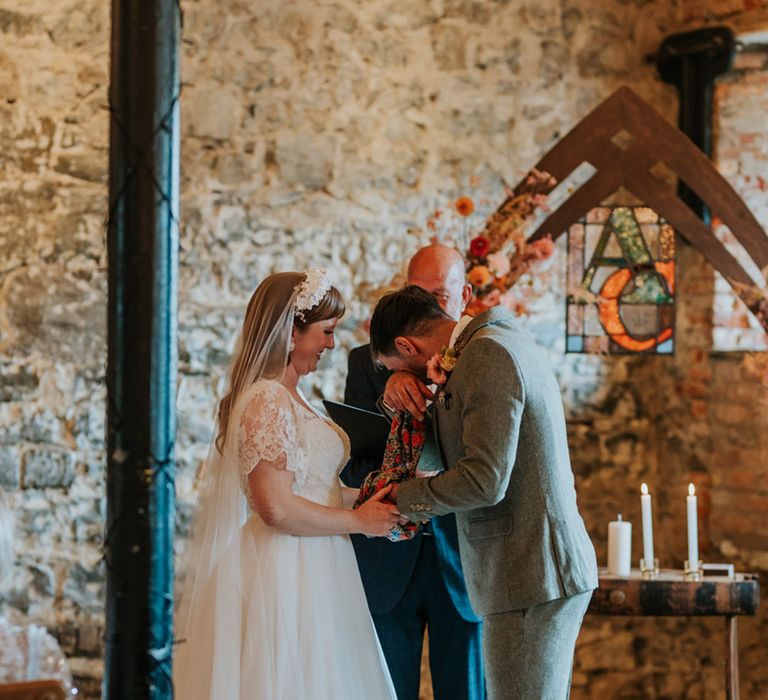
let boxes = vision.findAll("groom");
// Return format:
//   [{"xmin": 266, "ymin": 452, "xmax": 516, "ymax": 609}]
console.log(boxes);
[
  {"xmin": 342, "ymin": 244, "xmax": 484, "ymax": 699},
  {"xmin": 369, "ymin": 286, "xmax": 598, "ymax": 699}
]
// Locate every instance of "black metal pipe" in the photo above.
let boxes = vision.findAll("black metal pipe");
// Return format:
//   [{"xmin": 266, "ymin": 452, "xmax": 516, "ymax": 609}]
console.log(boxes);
[
  {"xmin": 656, "ymin": 26, "xmax": 735, "ymax": 226},
  {"xmin": 105, "ymin": 1, "xmax": 180, "ymax": 698}
]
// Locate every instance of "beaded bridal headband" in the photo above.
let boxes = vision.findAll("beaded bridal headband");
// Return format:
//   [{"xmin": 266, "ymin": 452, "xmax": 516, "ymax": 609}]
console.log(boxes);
[{"xmin": 294, "ymin": 268, "xmax": 331, "ymax": 321}]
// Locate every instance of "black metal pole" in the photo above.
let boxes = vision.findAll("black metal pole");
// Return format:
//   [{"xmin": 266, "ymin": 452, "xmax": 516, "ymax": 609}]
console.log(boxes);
[
  {"xmin": 105, "ymin": 1, "xmax": 180, "ymax": 698},
  {"xmin": 655, "ymin": 26, "xmax": 735, "ymax": 226}
]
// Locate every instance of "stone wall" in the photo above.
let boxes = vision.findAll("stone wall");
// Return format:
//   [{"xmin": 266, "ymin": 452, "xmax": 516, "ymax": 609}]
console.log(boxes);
[
  {"xmin": 0, "ymin": 0, "xmax": 766, "ymax": 697},
  {"xmin": 712, "ymin": 42, "xmax": 768, "ymax": 350}
]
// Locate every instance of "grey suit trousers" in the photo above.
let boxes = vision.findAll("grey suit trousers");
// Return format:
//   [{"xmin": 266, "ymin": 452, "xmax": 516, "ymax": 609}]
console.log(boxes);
[{"xmin": 482, "ymin": 591, "xmax": 591, "ymax": 700}]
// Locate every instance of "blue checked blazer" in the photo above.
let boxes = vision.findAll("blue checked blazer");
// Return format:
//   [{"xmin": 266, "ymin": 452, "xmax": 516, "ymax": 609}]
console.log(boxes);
[{"xmin": 339, "ymin": 344, "xmax": 479, "ymax": 622}]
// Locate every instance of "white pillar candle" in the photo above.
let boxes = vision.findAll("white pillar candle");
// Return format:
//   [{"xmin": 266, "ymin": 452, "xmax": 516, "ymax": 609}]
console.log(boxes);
[
  {"xmin": 687, "ymin": 483, "xmax": 699, "ymax": 572},
  {"xmin": 607, "ymin": 514, "xmax": 632, "ymax": 576},
  {"xmin": 640, "ymin": 483, "xmax": 654, "ymax": 567}
]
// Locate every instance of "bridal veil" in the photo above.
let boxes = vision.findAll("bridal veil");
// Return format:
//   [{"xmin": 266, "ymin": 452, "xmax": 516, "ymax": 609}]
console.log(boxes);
[{"xmin": 172, "ymin": 274, "xmax": 299, "ymax": 699}]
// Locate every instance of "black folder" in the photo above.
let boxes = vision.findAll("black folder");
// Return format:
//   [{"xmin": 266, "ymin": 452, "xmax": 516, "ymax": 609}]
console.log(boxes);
[{"xmin": 322, "ymin": 400, "xmax": 391, "ymax": 460}]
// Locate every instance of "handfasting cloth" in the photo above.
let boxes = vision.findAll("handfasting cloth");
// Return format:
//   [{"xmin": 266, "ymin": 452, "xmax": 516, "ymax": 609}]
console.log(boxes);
[{"xmin": 353, "ymin": 411, "xmax": 426, "ymax": 542}]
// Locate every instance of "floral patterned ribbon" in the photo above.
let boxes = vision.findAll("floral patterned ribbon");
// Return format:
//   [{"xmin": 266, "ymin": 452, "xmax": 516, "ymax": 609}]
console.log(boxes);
[{"xmin": 353, "ymin": 411, "xmax": 426, "ymax": 542}]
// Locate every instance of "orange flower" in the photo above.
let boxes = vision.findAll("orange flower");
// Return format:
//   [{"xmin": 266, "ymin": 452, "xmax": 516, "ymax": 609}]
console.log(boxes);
[
  {"xmin": 455, "ymin": 196, "xmax": 474, "ymax": 217},
  {"xmin": 468, "ymin": 265, "xmax": 492, "ymax": 288},
  {"xmin": 510, "ymin": 301, "xmax": 529, "ymax": 316}
]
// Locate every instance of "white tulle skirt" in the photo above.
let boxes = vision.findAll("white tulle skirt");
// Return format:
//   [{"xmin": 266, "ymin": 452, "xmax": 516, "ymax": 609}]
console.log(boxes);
[{"xmin": 174, "ymin": 515, "xmax": 396, "ymax": 700}]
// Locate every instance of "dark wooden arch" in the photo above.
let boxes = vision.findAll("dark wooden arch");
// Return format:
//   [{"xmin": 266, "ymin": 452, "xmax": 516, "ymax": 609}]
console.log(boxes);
[{"xmin": 486, "ymin": 86, "xmax": 768, "ymax": 332}]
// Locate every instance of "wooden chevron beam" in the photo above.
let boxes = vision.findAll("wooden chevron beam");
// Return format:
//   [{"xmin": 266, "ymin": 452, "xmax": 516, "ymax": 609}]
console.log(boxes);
[{"xmin": 491, "ymin": 86, "xmax": 768, "ymax": 333}]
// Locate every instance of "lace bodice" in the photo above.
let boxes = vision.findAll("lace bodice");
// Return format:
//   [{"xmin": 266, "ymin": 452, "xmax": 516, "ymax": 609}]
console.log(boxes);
[
  {"xmin": 237, "ymin": 380, "xmax": 351, "ymax": 510},
  {"xmin": 0, "ymin": 619, "xmax": 73, "ymax": 692}
]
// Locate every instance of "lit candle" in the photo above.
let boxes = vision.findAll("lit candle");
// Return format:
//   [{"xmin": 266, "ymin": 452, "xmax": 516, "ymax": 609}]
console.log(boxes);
[
  {"xmin": 640, "ymin": 483, "xmax": 654, "ymax": 568},
  {"xmin": 687, "ymin": 483, "xmax": 699, "ymax": 572},
  {"xmin": 607, "ymin": 514, "xmax": 632, "ymax": 576}
]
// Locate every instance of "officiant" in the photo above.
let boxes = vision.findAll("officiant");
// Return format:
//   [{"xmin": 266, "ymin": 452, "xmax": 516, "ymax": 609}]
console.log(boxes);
[{"xmin": 340, "ymin": 244, "xmax": 485, "ymax": 700}]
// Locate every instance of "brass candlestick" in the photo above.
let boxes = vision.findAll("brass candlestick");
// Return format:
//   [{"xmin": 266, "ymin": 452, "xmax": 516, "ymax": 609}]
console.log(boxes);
[
  {"xmin": 640, "ymin": 557, "xmax": 659, "ymax": 580},
  {"xmin": 684, "ymin": 559, "xmax": 703, "ymax": 581}
]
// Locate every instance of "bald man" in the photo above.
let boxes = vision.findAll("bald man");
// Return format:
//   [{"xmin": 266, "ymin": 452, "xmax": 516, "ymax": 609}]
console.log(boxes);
[{"xmin": 341, "ymin": 245, "xmax": 485, "ymax": 700}]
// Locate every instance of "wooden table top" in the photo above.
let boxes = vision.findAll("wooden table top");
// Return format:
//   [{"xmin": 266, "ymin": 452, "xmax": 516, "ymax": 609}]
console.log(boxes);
[{"xmin": 588, "ymin": 568, "xmax": 760, "ymax": 616}]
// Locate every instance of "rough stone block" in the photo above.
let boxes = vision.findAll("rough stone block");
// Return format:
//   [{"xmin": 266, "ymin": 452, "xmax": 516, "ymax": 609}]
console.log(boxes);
[
  {"xmin": 76, "ymin": 623, "xmax": 103, "ymax": 656},
  {"xmin": 0, "ymin": 266, "xmax": 106, "ymax": 366},
  {"xmin": 430, "ymin": 23, "xmax": 466, "ymax": 70},
  {"xmin": 275, "ymin": 131, "xmax": 335, "ymax": 189},
  {"xmin": 22, "ymin": 447, "xmax": 76, "ymax": 489},
  {"xmin": 0, "ymin": 365, "xmax": 39, "ymax": 401},
  {"xmin": 62, "ymin": 562, "xmax": 105, "ymax": 613},
  {"xmin": 0, "ymin": 444, "xmax": 20, "ymax": 486},
  {"xmin": 183, "ymin": 81, "xmax": 242, "ymax": 140},
  {"xmin": 28, "ymin": 562, "xmax": 56, "ymax": 597}
]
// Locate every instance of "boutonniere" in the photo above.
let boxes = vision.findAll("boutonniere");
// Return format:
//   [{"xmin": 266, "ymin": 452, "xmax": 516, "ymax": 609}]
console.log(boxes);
[
  {"xmin": 426, "ymin": 346, "xmax": 458, "ymax": 408},
  {"xmin": 426, "ymin": 346, "xmax": 457, "ymax": 385}
]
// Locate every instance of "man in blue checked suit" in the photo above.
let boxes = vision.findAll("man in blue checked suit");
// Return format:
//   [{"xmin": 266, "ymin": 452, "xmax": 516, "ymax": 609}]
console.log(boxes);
[{"xmin": 341, "ymin": 244, "xmax": 485, "ymax": 700}]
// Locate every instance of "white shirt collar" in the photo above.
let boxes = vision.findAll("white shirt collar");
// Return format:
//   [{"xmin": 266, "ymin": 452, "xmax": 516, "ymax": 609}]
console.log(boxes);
[{"xmin": 449, "ymin": 315, "xmax": 473, "ymax": 349}]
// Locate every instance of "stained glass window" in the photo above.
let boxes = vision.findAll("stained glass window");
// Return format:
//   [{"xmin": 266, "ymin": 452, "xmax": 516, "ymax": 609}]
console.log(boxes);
[{"xmin": 566, "ymin": 206, "xmax": 676, "ymax": 354}]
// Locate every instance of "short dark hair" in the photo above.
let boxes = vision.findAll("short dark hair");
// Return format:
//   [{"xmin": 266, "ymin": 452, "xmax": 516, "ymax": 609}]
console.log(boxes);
[{"xmin": 369, "ymin": 285, "xmax": 450, "ymax": 359}]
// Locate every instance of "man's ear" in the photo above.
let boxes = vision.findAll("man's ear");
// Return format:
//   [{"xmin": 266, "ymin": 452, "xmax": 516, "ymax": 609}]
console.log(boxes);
[
  {"xmin": 461, "ymin": 282, "xmax": 472, "ymax": 311},
  {"xmin": 394, "ymin": 336, "xmax": 417, "ymax": 356}
]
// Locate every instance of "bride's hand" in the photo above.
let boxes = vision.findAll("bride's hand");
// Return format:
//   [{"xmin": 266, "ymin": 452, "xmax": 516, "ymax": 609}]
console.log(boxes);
[{"xmin": 355, "ymin": 485, "xmax": 401, "ymax": 537}]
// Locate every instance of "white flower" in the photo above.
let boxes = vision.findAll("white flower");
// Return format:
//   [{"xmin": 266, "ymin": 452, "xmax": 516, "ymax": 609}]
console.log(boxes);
[{"xmin": 294, "ymin": 268, "xmax": 332, "ymax": 320}]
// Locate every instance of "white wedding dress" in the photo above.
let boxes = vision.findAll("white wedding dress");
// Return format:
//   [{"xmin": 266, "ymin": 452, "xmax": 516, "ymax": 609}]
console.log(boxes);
[{"xmin": 175, "ymin": 379, "xmax": 396, "ymax": 700}]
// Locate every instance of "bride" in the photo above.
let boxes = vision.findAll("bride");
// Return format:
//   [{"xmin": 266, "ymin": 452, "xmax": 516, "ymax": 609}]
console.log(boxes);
[{"xmin": 174, "ymin": 270, "xmax": 399, "ymax": 699}]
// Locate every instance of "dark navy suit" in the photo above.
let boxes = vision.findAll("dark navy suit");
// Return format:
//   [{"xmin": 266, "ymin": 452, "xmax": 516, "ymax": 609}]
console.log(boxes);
[{"xmin": 340, "ymin": 345, "xmax": 485, "ymax": 700}]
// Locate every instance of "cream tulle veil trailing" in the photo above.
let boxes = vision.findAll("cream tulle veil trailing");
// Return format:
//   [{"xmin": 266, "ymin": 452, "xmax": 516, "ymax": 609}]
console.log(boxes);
[{"xmin": 172, "ymin": 274, "xmax": 300, "ymax": 699}]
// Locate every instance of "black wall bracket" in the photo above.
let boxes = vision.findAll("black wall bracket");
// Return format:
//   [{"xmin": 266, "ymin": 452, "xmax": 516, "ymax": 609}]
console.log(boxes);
[{"xmin": 655, "ymin": 26, "xmax": 736, "ymax": 226}]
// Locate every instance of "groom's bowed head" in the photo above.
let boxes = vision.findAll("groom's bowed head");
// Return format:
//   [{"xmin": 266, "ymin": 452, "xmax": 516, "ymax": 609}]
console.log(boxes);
[{"xmin": 369, "ymin": 286, "xmax": 457, "ymax": 380}]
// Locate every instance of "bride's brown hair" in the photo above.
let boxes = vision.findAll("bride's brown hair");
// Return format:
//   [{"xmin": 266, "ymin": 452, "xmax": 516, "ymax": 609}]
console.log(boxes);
[{"xmin": 215, "ymin": 272, "xmax": 345, "ymax": 453}]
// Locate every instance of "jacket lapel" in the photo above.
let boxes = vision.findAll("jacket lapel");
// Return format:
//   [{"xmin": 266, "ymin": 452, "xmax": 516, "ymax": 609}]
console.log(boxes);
[
  {"xmin": 453, "ymin": 307, "xmax": 510, "ymax": 356},
  {"xmin": 433, "ymin": 307, "xmax": 511, "ymax": 468}
]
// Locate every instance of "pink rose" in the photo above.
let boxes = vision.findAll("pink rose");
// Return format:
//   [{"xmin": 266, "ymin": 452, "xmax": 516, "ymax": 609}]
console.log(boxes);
[
  {"xmin": 528, "ymin": 236, "xmax": 554, "ymax": 261},
  {"xmin": 426, "ymin": 353, "xmax": 448, "ymax": 385},
  {"xmin": 487, "ymin": 251, "xmax": 511, "ymax": 276}
]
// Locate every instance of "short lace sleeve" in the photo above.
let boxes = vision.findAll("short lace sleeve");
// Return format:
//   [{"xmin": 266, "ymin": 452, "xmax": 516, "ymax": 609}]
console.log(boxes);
[{"xmin": 237, "ymin": 381, "xmax": 306, "ymax": 487}]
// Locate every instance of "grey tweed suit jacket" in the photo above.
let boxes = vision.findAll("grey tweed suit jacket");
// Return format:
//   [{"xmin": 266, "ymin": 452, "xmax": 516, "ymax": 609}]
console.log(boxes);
[{"xmin": 396, "ymin": 307, "xmax": 598, "ymax": 615}]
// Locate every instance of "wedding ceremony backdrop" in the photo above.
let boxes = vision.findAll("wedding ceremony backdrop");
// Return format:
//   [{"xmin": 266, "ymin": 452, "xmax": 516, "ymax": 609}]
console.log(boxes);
[{"xmin": 1, "ymin": 0, "xmax": 767, "ymax": 698}]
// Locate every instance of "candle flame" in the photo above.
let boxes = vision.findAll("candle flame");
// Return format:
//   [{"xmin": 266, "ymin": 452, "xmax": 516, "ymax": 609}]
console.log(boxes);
[
  {"xmin": 641, "ymin": 482, "xmax": 649, "ymax": 495},
  {"xmin": 688, "ymin": 483, "xmax": 695, "ymax": 496}
]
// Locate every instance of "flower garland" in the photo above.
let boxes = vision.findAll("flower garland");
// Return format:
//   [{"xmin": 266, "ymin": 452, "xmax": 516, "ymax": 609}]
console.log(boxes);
[{"xmin": 459, "ymin": 169, "xmax": 557, "ymax": 316}]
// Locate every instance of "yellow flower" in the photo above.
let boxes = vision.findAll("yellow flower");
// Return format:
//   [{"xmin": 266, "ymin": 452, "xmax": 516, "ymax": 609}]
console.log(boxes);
[{"xmin": 440, "ymin": 352, "xmax": 458, "ymax": 372}]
